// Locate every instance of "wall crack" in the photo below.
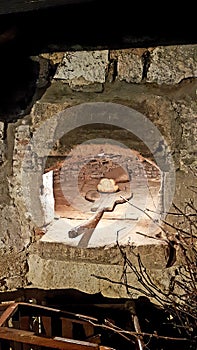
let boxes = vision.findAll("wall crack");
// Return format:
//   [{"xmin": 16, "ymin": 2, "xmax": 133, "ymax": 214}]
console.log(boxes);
[{"xmin": 142, "ymin": 50, "xmax": 151, "ymax": 80}]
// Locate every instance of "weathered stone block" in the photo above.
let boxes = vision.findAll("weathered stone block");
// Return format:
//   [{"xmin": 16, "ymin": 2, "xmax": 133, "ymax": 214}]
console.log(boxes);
[
  {"xmin": 0, "ymin": 205, "xmax": 25, "ymax": 250},
  {"xmin": 110, "ymin": 49, "xmax": 144, "ymax": 83},
  {"xmin": 54, "ymin": 50, "xmax": 109, "ymax": 89},
  {"xmin": 0, "ymin": 249, "xmax": 27, "ymax": 292},
  {"xmin": 172, "ymin": 100, "xmax": 197, "ymax": 172},
  {"xmin": 40, "ymin": 52, "xmax": 65, "ymax": 65},
  {"xmin": 147, "ymin": 45, "xmax": 197, "ymax": 84},
  {"xmin": 26, "ymin": 240, "xmax": 178, "ymax": 302}
]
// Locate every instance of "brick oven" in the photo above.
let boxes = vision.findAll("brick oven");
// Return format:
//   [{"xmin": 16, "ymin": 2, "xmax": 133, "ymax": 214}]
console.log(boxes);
[
  {"xmin": 0, "ymin": 1, "xmax": 196, "ymax": 307},
  {"xmin": 7, "ymin": 97, "xmax": 178, "ymax": 300}
]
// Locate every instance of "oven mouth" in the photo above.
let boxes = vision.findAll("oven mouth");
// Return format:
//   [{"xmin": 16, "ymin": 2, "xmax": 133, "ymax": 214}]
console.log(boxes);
[{"xmin": 37, "ymin": 142, "xmax": 162, "ymax": 248}]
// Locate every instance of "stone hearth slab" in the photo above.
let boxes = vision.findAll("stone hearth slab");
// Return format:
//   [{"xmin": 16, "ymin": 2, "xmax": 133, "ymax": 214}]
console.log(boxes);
[{"xmin": 27, "ymin": 236, "xmax": 171, "ymax": 300}]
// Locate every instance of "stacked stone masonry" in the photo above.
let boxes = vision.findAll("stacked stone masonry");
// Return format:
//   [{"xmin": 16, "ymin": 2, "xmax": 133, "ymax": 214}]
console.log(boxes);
[{"xmin": 0, "ymin": 43, "xmax": 196, "ymax": 300}]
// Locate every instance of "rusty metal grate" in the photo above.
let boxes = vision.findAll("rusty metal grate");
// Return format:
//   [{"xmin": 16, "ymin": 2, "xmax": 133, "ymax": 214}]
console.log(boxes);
[{"xmin": 0, "ymin": 302, "xmax": 115, "ymax": 350}]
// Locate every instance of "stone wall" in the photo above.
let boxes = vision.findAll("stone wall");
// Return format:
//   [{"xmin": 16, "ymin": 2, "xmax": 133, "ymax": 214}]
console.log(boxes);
[{"xmin": 0, "ymin": 43, "xmax": 196, "ymax": 298}]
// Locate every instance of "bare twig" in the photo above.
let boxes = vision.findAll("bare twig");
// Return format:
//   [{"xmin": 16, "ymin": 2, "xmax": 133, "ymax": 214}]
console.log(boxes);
[
  {"xmin": 79, "ymin": 317, "xmax": 193, "ymax": 343},
  {"xmin": 93, "ymin": 195, "xmax": 197, "ymax": 348}
]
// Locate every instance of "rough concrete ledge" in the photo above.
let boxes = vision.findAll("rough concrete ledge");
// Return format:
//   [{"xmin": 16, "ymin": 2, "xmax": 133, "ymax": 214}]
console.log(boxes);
[
  {"xmin": 26, "ymin": 239, "xmax": 172, "ymax": 299},
  {"xmin": 28, "ymin": 240, "xmax": 170, "ymax": 268}
]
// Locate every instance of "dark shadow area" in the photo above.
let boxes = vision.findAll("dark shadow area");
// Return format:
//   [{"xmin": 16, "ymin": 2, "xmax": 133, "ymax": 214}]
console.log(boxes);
[
  {"xmin": 0, "ymin": 54, "xmax": 39, "ymax": 121},
  {"xmin": 0, "ymin": 0, "xmax": 95, "ymax": 15},
  {"xmin": 0, "ymin": 0, "xmax": 196, "ymax": 56},
  {"xmin": 0, "ymin": 289, "xmax": 194, "ymax": 349},
  {"xmin": 0, "ymin": 50, "xmax": 57, "ymax": 122}
]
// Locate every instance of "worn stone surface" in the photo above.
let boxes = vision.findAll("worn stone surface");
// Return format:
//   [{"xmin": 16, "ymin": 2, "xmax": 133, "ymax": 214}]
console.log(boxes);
[
  {"xmin": 27, "ymin": 253, "xmax": 131, "ymax": 298},
  {"xmin": 147, "ymin": 45, "xmax": 197, "ymax": 85},
  {"xmin": 40, "ymin": 52, "xmax": 65, "ymax": 65},
  {"xmin": 54, "ymin": 50, "xmax": 109, "ymax": 90},
  {"xmin": 27, "ymin": 241, "xmax": 177, "ymax": 302},
  {"xmin": 110, "ymin": 49, "xmax": 145, "ymax": 83},
  {"xmin": 0, "ymin": 204, "xmax": 26, "ymax": 255},
  {"xmin": 27, "ymin": 241, "xmax": 170, "ymax": 298},
  {"xmin": 29, "ymin": 239, "xmax": 170, "ymax": 268},
  {"xmin": 110, "ymin": 46, "xmax": 197, "ymax": 85},
  {"xmin": 0, "ymin": 249, "xmax": 28, "ymax": 291},
  {"xmin": 172, "ymin": 100, "xmax": 197, "ymax": 173}
]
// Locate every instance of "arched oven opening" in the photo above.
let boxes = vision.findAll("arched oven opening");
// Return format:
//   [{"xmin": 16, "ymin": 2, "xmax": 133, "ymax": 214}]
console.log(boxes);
[{"xmin": 37, "ymin": 123, "xmax": 162, "ymax": 248}]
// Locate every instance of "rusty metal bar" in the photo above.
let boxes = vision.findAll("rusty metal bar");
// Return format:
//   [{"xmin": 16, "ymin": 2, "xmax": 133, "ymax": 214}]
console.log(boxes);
[
  {"xmin": 19, "ymin": 315, "xmax": 32, "ymax": 350},
  {"xmin": 55, "ymin": 337, "xmax": 115, "ymax": 350},
  {"xmin": 0, "ymin": 303, "xmax": 115, "ymax": 350},
  {"xmin": 41, "ymin": 316, "xmax": 52, "ymax": 336},
  {"xmin": 0, "ymin": 326, "xmax": 100, "ymax": 349},
  {"xmin": 16, "ymin": 302, "xmax": 98, "ymax": 322},
  {"xmin": 61, "ymin": 318, "xmax": 73, "ymax": 339},
  {"xmin": 0, "ymin": 303, "xmax": 18, "ymax": 327},
  {"xmin": 83, "ymin": 322, "xmax": 95, "ymax": 339},
  {"xmin": 19, "ymin": 315, "xmax": 30, "ymax": 331}
]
